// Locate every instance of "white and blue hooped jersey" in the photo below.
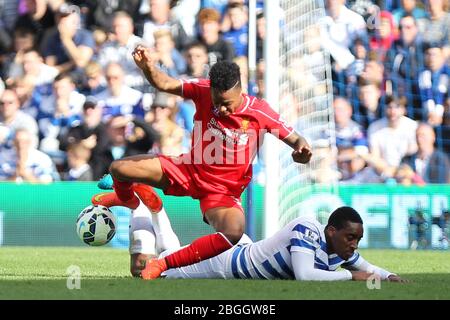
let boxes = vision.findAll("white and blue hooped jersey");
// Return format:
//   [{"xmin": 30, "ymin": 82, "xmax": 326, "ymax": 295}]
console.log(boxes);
[{"xmin": 228, "ymin": 217, "xmax": 361, "ymax": 280}]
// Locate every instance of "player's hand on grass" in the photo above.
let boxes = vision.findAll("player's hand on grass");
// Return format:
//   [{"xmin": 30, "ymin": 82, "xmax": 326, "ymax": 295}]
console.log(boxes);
[
  {"xmin": 387, "ymin": 275, "xmax": 408, "ymax": 283},
  {"xmin": 292, "ymin": 137, "xmax": 312, "ymax": 164},
  {"xmin": 350, "ymin": 271, "xmax": 379, "ymax": 281}
]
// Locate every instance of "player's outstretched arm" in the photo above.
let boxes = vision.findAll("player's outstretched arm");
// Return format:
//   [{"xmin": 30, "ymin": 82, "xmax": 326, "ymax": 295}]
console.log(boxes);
[
  {"xmin": 343, "ymin": 254, "xmax": 408, "ymax": 283},
  {"xmin": 292, "ymin": 251, "xmax": 353, "ymax": 281},
  {"xmin": 132, "ymin": 45, "xmax": 183, "ymax": 96},
  {"xmin": 283, "ymin": 132, "xmax": 313, "ymax": 164}
]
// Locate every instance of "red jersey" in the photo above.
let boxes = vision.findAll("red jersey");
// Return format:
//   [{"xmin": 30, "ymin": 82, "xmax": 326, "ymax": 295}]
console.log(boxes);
[{"xmin": 177, "ymin": 78, "xmax": 294, "ymax": 197}]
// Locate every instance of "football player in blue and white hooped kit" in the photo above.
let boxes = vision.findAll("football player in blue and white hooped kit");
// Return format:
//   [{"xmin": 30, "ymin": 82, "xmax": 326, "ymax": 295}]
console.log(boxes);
[{"xmin": 131, "ymin": 203, "xmax": 406, "ymax": 282}]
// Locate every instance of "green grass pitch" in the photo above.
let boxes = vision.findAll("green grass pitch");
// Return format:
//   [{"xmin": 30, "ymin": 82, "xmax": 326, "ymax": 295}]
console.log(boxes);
[{"xmin": 1, "ymin": 247, "xmax": 449, "ymax": 300}]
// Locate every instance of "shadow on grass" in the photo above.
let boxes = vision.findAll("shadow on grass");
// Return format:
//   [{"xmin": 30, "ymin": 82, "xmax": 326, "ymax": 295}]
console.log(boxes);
[{"xmin": 1, "ymin": 274, "xmax": 449, "ymax": 300}]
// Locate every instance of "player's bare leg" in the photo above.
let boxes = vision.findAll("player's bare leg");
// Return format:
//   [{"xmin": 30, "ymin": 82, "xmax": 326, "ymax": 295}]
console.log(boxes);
[{"xmin": 203, "ymin": 206, "xmax": 245, "ymax": 245}]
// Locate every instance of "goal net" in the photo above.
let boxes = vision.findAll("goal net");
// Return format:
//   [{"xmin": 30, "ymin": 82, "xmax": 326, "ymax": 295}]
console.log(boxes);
[{"xmin": 263, "ymin": 0, "xmax": 338, "ymax": 237}]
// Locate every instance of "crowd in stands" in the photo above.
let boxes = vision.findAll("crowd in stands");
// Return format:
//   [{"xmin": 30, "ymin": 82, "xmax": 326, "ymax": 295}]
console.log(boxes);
[
  {"xmin": 0, "ymin": 0, "xmax": 448, "ymax": 185},
  {"xmin": 328, "ymin": 0, "xmax": 449, "ymax": 184}
]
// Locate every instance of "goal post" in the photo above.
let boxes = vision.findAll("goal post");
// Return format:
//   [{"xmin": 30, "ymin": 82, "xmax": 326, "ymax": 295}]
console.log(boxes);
[{"xmin": 263, "ymin": 0, "xmax": 338, "ymax": 237}]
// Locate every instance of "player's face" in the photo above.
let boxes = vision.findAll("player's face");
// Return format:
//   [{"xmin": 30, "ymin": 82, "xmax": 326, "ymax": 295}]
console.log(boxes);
[
  {"xmin": 211, "ymin": 86, "xmax": 243, "ymax": 117},
  {"xmin": 330, "ymin": 222, "xmax": 363, "ymax": 260}
]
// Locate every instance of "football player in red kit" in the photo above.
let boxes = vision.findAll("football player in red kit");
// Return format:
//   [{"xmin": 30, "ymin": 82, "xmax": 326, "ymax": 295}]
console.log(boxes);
[{"xmin": 92, "ymin": 45, "xmax": 312, "ymax": 279}]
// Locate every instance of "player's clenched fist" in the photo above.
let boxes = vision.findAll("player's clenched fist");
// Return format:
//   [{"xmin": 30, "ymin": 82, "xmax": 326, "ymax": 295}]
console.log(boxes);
[
  {"xmin": 132, "ymin": 45, "xmax": 154, "ymax": 70},
  {"xmin": 291, "ymin": 137, "xmax": 312, "ymax": 164}
]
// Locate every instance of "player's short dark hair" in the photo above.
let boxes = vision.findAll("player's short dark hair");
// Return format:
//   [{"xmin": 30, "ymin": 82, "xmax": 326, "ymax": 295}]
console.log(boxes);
[
  {"xmin": 209, "ymin": 61, "xmax": 241, "ymax": 92},
  {"xmin": 326, "ymin": 206, "xmax": 363, "ymax": 230}
]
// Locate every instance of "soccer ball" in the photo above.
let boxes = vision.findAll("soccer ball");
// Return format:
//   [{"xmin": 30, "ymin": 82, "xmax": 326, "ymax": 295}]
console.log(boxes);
[{"xmin": 76, "ymin": 205, "xmax": 116, "ymax": 246}]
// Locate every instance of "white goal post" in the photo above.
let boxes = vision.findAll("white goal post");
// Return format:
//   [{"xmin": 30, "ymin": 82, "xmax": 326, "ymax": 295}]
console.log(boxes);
[{"xmin": 263, "ymin": 0, "xmax": 338, "ymax": 237}]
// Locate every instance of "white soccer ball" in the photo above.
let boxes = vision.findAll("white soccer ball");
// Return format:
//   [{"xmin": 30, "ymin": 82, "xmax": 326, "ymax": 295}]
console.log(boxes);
[{"xmin": 76, "ymin": 205, "xmax": 116, "ymax": 246}]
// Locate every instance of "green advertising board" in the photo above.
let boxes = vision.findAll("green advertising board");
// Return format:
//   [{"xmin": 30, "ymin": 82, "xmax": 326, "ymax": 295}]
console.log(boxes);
[{"xmin": 0, "ymin": 183, "xmax": 448, "ymax": 249}]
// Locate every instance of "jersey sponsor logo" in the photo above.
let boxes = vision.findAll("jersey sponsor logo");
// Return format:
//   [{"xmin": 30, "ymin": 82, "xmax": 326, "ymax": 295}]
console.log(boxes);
[{"xmin": 207, "ymin": 118, "xmax": 249, "ymax": 146}]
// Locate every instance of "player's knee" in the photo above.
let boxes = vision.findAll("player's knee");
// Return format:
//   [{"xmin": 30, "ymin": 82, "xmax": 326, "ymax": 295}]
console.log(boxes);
[
  {"xmin": 110, "ymin": 160, "xmax": 129, "ymax": 181},
  {"xmin": 222, "ymin": 228, "xmax": 244, "ymax": 245}
]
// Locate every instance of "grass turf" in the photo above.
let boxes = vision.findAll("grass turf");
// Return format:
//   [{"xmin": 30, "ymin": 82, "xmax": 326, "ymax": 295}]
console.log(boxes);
[{"xmin": 0, "ymin": 247, "xmax": 449, "ymax": 300}]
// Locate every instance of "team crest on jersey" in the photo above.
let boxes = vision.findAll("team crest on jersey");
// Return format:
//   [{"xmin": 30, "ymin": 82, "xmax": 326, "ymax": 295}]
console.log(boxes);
[
  {"xmin": 303, "ymin": 228, "xmax": 319, "ymax": 244},
  {"xmin": 241, "ymin": 118, "xmax": 250, "ymax": 133}
]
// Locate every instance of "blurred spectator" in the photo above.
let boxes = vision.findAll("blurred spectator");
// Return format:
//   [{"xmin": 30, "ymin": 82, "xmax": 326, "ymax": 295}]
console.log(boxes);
[
  {"xmin": 59, "ymin": 97, "xmax": 110, "ymax": 179},
  {"xmin": 141, "ymin": 0, "xmax": 191, "ymax": 51},
  {"xmin": 97, "ymin": 11, "xmax": 147, "ymax": 90},
  {"xmin": 5, "ymin": 49, "xmax": 59, "ymax": 87},
  {"xmin": 0, "ymin": 88, "xmax": 39, "ymax": 146},
  {"xmin": 385, "ymin": 15, "xmax": 426, "ymax": 118},
  {"xmin": 320, "ymin": 0, "xmax": 368, "ymax": 72},
  {"xmin": 300, "ymin": 25, "xmax": 327, "ymax": 85},
  {"xmin": 0, "ymin": 128, "xmax": 58, "ymax": 183},
  {"xmin": 368, "ymin": 96, "xmax": 418, "ymax": 177},
  {"xmin": 423, "ymin": 0, "xmax": 449, "ymax": 56},
  {"xmin": 233, "ymin": 56, "xmax": 248, "ymax": 93},
  {"xmin": 36, "ymin": 72, "xmax": 85, "ymax": 161},
  {"xmin": 178, "ymin": 41, "xmax": 212, "ymax": 132},
  {"xmin": 255, "ymin": 59, "xmax": 265, "ymax": 99},
  {"xmin": 333, "ymin": 97, "xmax": 369, "ymax": 154},
  {"xmin": 337, "ymin": 145, "xmax": 383, "ymax": 183},
  {"xmin": 0, "ymin": 78, "xmax": 4, "ymax": 96},
  {"xmin": 82, "ymin": 0, "xmax": 141, "ymax": 32},
  {"xmin": 171, "ymin": 0, "xmax": 201, "ymax": 38},
  {"xmin": 311, "ymin": 145, "xmax": 341, "ymax": 184},
  {"xmin": 222, "ymin": 2, "xmax": 249, "ymax": 57},
  {"xmin": 63, "ymin": 141, "xmax": 93, "ymax": 181},
  {"xmin": 401, "ymin": 122, "xmax": 450, "ymax": 183},
  {"xmin": 41, "ymin": 3, "xmax": 95, "ymax": 73},
  {"xmin": 369, "ymin": 11, "xmax": 398, "ymax": 62},
  {"xmin": 1, "ymin": 28, "xmax": 37, "ymax": 82},
  {"xmin": 354, "ymin": 79, "xmax": 384, "ymax": 130},
  {"xmin": 145, "ymin": 91, "xmax": 184, "ymax": 156},
  {"xmin": 418, "ymin": 43, "xmax": 448, "ymax": 126},
  {"xmin": 394, "ymin": 163, "xmax": 425, "ymax": 185},
  {"xmin": 433, "ymin": 208, "xmax": 450, "ymax": 249},
  {"xmin": 346, "ymin": 37, "xmax": 367, "ymax": 85},
  {"xmin": 409, "ymin": 206, "xmax": 429, "ymax": 249},
  {"xmin": 9, "ymin": 75, "xmax": 36, "ymax": 113},
  {"xmin": 0, "ymin": 0, "xmax": 20, "ymax": 54},
  {"xmin": 90, "ymin": 27, "xmax": 108, "ymax": 57},
  {"xmin": 95, "ymin": 62, "xmax": 147, "ymax": 121},
  {"xmin": 98, "ymin": 115, "xmax": 158, "ymax": 174},
  {"xmin": 14, "ymin": 0, "xmax": 56, "ymax": 46},
  {"xmin": 359, "ymin": 53, "xmax": 385, "ymax": 87},
  {"xmin": 153, "ymin": 29, "xmax": 187, "ymax": 77},
  {"xmin": 197, "ymin": 7, "xmax": 235, "ymax": 65},
  {"xmin": 392, "ymin": 0, "xmax": 428, "ymax": 32},
  {"xmin": 184, "ymin": 41, "xmax": 210, "ymax": 78},
  {"xmin": 255, "ymin": 11, "xmax": 265, "ymax": 63},
  {"xmin": 79, "ymin": 61, "xmax": 106, "ymax": 96}
]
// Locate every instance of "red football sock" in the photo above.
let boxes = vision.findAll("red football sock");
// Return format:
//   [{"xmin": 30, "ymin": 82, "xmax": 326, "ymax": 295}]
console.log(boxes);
[
  {"xmin": 113, "ymin": 177, "xmax": 135, "ymax": 201},
  {"xmin": 165, "ymin": 233, "xmax": 232, "ymax": 268}
]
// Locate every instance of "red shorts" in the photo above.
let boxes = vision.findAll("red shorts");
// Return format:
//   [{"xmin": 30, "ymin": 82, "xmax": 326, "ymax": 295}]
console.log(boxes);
[{"xmin": 158, "ymin": 155, "xmax": 244, "ymax": 215}]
